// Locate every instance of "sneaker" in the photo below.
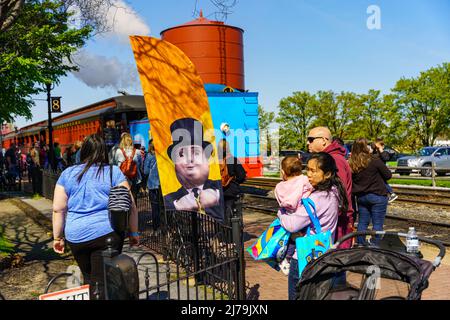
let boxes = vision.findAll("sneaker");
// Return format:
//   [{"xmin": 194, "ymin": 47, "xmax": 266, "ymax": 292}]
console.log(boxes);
[
  {"xmin": 279, "ymin": 259, "xmax": 290, "ymax": 276},
  {"xmin": 388, "ymin": 193, "xmax": 398, "ymax": 203}
]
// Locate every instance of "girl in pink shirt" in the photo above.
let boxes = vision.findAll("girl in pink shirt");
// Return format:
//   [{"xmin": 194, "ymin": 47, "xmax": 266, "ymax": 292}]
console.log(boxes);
[{"xmin": 274, "ymin": 156, "xmax": 313, "ymax": 274}]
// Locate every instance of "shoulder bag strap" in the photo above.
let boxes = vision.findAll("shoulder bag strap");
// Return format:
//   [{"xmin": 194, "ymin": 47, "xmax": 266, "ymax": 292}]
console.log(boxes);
[
  {"xmin": 301, "ymin": 197, "xmax": 322, "ymax": 234},
  {"xmin": 121, "ymin": 148, "xmax": 128, "ymax": 160}
]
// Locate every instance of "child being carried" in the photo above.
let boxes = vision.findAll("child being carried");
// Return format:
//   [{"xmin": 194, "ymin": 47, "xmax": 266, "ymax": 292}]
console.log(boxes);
[{"xmin": 274, "ymin": 156, "xmax": 313, "ymax": 275}]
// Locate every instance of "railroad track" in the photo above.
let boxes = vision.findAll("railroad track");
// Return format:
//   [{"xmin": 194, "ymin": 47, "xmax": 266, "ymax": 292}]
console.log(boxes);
[
  {"xmin": 242, "ymin": 193, "xmax": 450, "ymax": 247},
  {"xmin": 242, "ymin": 178, "xmax": 450, "ymax": 207}
]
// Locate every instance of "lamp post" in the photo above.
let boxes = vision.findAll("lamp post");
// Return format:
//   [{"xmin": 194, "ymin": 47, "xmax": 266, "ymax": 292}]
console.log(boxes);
[
  {"xmin": 46, "ymin": 82, "xmax": 56, "ymax": 170},
  {"xmin": 0, "ymin": 123, "xmax": 4, "ymax": 150}
]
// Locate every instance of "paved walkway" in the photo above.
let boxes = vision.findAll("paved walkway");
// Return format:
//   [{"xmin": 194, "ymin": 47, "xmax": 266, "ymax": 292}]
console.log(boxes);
[
  {"xmin": 0, "ymin": 198, "xmax": 75, "ymax": 299},
  {"xmin": 5, "ymin": 192, "xmax": 450, "ymax": 300},
  {"xmin": 243, "ymin": 212, "xmax": 289, "ymax": 300},
  {"xmin": 2, "ymin": 192, "xmax": 213, "ymax": 300}
]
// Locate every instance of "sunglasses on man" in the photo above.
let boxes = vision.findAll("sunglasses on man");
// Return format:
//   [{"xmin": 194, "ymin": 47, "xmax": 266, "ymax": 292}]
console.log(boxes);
[{"xmin": 307, "ymin": 136, "xmax": 329, "ymax": 143}]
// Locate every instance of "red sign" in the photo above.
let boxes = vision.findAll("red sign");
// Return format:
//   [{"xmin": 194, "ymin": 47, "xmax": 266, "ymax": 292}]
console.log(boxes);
[{"xmin": 39, "ymin": 285, "xmax": 90, "ymax": 300}]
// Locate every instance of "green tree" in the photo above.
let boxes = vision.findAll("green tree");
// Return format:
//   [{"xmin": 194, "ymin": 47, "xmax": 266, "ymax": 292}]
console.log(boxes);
[
  {"xmin": 258, "ymin": 105, "xmax": 275, "ymax": 155},
  {"xmin": 0, "ymin": 0, "xmax": 91, "ymax": 122},
  {"xmin": 377, "ymin": 93, "xmax": 414, "ymax": 151},
  {"xmin": 258, "ymin": 105, "xmax": 275, "ymax": 132},
  {"xmin": 393, "ymin": 63, "xmax": 450, "ymax": 148},
  {"xmin": 312, "ymin": 90, "xmax": 360, "ymax": 139},
  {"xmin": 276, "ymin": 91, "xmax": 317, "ymax": 150},
  {"xmin": 350, "ymin": 90, "xmax": 392, "ymax": 141}
]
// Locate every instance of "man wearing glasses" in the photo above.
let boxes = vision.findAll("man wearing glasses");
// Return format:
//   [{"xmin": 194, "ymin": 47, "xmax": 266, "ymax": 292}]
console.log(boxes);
[{"xmin": 306, "ymin": 127, "xmax": 354, "ymax": 249}]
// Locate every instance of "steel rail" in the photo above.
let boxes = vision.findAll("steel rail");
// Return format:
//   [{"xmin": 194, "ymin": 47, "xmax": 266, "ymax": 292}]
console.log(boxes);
[{"xmin": 395, "ymin": 197, "xmax": 450, "ymax": 207}]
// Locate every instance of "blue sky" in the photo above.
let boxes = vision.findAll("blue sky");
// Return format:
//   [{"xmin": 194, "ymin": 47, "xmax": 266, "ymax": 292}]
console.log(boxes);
[{"xmin": 15, "ymin": 0, "xmax": 450, "ymax": 128}]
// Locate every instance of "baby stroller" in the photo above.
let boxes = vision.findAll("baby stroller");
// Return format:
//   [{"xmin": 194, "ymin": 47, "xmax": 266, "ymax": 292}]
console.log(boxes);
[{"xmin": 296, "ymin": 230, "xmax": 446, "ymax": 300}]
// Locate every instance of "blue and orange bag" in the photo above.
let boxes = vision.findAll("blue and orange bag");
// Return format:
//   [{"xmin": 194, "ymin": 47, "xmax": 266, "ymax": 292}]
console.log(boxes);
[{"xmin": 246, "ymin": 218, "xmax": 290, "ymax": 271}]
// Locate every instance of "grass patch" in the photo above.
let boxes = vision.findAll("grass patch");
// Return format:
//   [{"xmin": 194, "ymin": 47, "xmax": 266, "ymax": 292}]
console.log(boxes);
[
  {"xmin": 0, "ymin": 234, "xmax": 15, "ymax": 257},
  {"xmin": 389, "ymin": 179, "xmax": 450, "ymax": 188},
  {"xmin": 30, "ymin": 291, "xmax": 43, "ymax": 298},
  {"xmin": 32, "ymin": 193, "xmax": 43, "ymax": 200},
  {"xmin": 263, "ymin": 172, "xmax": 280, "ymax": 178}
]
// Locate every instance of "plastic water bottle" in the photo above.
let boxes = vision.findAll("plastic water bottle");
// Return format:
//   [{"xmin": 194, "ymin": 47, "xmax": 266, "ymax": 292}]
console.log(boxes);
[{"xmin": 406, "ymin": 227, "xmax": 420, "ymax": 254}]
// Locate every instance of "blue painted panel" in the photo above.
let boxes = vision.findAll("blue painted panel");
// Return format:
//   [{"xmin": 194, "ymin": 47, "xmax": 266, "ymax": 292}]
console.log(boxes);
[
  {"xmin": 140, "ymin": 90, "xmax": 260, "ymax": 159},
  {"xmin": 129, "ymin": 119, "xmax": 150, "ymax": 150},
  {"xmin": 207, "ymin": 91, "xmax": 260, "ymax": 158},
  {"xmin": 243, "ymin": 96, "xmax": 258, "ymax": 104}
]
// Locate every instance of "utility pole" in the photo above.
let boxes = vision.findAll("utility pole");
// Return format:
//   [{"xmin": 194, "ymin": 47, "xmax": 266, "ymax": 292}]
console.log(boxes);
[{"xmin": 46, "ymin": 82, "xmax": 56, "ymax": 170}]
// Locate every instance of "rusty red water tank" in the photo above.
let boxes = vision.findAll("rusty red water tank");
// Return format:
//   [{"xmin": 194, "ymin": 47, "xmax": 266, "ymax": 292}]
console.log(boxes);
[{"xmin": 161, "ymin": 12, "xmax": 245, "ymax": 91}]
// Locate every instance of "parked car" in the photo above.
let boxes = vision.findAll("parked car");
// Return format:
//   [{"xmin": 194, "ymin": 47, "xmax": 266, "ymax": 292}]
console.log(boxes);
[{"xmin": 396, "ymin": 146, "xmax": 450, "ymax": 176}]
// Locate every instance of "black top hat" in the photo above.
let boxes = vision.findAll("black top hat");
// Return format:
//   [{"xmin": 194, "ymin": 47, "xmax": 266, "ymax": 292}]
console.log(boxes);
[{"xmin": 167, "ymin": 118, "xmax": 212, "ymax": 161}]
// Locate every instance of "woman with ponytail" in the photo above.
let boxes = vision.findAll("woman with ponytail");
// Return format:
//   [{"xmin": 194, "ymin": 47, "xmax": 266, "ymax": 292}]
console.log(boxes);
[
  {"xmin": 277, "ymin": 152, "xmax": 348, "ymax": 300},
  {"xmin": 349, "ymin": 138, "xmax": 392, "ymax": 246}
]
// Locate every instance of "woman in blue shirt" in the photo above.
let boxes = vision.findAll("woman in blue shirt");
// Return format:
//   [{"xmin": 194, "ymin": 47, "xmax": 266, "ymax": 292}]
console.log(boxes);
[{"xmin": 52, "ymin": 134, "xmax": 139, "ymax": 299}]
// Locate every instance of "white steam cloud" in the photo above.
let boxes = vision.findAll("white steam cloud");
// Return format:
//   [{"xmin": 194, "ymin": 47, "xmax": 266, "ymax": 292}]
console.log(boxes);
[
  {"xmin": 70, "ymin": 0, "xmax": 149, "ymax": 89},
  {"xmin": 103, "ymin": 0, "xmax": 151, "ymax": 43},
  {"xmin": 71, "ymin": 50, "xmax": 139, "ymax": 90}
]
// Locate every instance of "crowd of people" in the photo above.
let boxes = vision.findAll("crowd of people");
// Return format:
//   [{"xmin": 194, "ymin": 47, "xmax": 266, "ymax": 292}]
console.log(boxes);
[
  {"xmin": 38, "ymin": 120, "xmax": 392, "ymax": 300},
  {"xmin": 273, "ymin": 126, "xmax": 394, "ymax": 299},
  {"xmin": 1, "ymin": 122, "xmax": 162, "ymax": 299},
  {"xmin": 0, "ymin": 139, "xmax": 85, "ymax": 192}
]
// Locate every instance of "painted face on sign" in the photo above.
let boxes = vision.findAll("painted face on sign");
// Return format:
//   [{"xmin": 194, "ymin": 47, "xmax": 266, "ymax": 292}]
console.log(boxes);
[{"xmin": 174, "ymin": 145, "xmax": 210, "ymax": 189}]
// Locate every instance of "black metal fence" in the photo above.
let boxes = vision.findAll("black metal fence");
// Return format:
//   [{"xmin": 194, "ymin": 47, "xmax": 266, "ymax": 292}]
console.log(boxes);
[
  {"xmin": 136, "ymin": 191, "xmax": 246, "ymax": 300},
  {"xmin": 135, "ymin": 246, "xmax": 240, "ymax": 300}
]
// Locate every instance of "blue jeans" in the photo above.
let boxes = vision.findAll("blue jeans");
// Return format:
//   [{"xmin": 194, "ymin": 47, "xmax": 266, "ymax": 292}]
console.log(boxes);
[
  {"xmin": 385, "ymin": 183, "xmax": 393, "ymax": 194},
  {"xmin": 288, "ymin": 258, "xmax": 299, "ymax": 300},
  {"xmin": 356, "ymin": 193, "xmax": 388, "ymax": 245}
]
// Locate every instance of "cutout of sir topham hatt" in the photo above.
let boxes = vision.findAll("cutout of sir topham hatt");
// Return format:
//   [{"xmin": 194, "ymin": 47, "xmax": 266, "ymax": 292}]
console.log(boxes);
[{"xmin": 164, "ymin": 118, "xmax": 224, "ymax": 222}]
